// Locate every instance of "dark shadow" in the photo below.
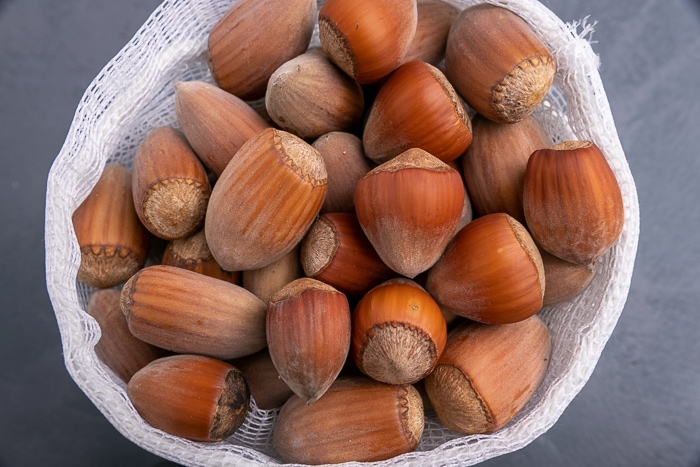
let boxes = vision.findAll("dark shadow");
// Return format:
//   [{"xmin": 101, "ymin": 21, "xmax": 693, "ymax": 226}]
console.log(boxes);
[{"xmin": 688, "ymin": 0, "xmax": 700, "ymax": 19}]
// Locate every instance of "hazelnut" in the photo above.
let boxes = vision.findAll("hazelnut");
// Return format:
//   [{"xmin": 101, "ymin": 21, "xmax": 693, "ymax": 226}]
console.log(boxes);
[
  {"xmin": 540, "ymin": 248, "xmax": 597, "ymax": 306},
  {"xmin": 351, "ymin": 278, "xmax": 447, "ymax": 384},
  {"xmin": 132, "ymin": 126, "xmax": 211, "ymax": 240},
  {"xmin": 273, "ymin": 376, "xmax": 424, "ymax": 464},
  {"xmin": 86, "ymin": 289, "xmax": 167, "ymax": 383},
  {"xmin": 161, "ymin": 229, "xmax": 239, "ymax": 284},
  {"xmin": 127, "ymin": 354, "xmax": 249, "ymax": 442},
  {"xmin": 445, "ymin": 4, "xmax": 556, "ymax": 123},
  {"xmin": 318, "ymin": 0, "xmax": 418, "ymax": 84},
  {"xmin": 72, "ymin": 163, "xmax": 149, "ymax": 289},
  {"xmin": 207, "ymin": 0, "xmax": 317, "ymax": 100},
  {"xmin": 120, "ymin": 265, "xmax": 267, "ymax": 360},
  {"xmin": 241, "ymin": 246, "xmax": 303, "ymax": 305},
  {"xmin": 229, "ymin": 349, "xmax": 294, "ymax": 410},
  {"xmin": 174, "ymin": 80, "xmax": 269, "ymax": 176},
  {"xmin": 402, "ymin": 0, "xmax": 459, "ymax": 66},
  {"xmin": 311, "ymin": 131, "xmax": 373, "ymax": 214},
  {"xmin": 300, "ymin": 212, "xmax": 396, "ymax": 297},
  {"xmin": 426, "ymin": 213, "xmax": 545, "ymax": 324},
  {"xmin": 523, "ymin": 140, "xmax": 625, "ymax": 264},
  {"xmin": 205, "ymin": 127, "xmax": 327, "ymax": 271},
  {"xmin": 354, "ymin": 148, "xmax": 465, "ymax": 278},
  {"xmin": 266, "ymin": 278, "xmax": 351, "ymax": 404},
  {"xmin": 363, "ymin": 59, "xmax": 472, "ymax": 164},
  {"xmin": 462, "ymin": 114, "xmax": 551, "ymax": 224},
  {"xmin": 424, "ymin": 315, "xmax": 551, "ymax": 434},
  {"xmin": 265, "ymin": 51, "xmax": 364, "ymax": 139}
]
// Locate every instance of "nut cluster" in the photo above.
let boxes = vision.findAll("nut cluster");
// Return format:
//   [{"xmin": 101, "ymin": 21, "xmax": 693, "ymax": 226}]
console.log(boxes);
[{"xmin": 72, "ymin": 0, "xmax": 624, "ymax": 463}]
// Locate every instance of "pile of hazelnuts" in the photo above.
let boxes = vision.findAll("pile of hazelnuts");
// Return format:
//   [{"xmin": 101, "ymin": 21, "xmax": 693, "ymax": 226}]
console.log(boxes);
[{"xmin": 72, "ymin": 0, "xmax": 625, "ymax": 464}]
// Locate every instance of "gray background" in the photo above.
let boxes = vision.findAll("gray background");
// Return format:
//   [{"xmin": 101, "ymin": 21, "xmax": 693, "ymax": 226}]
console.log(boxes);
[{"xmin": 1, "ymin": 0, "xmax": 699, "ymax": 465}]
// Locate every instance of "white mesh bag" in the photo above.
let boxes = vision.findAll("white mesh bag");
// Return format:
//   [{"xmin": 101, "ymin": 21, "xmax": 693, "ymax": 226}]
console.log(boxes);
[{"xmin": 45, "ymin": 0, "xmax": 640, "ymax": 465}]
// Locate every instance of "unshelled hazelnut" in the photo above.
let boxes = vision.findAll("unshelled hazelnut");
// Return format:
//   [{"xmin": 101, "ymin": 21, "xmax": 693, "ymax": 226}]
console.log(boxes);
[
  {"xmin": 132, "ymin": 126, "xmax": 210, "ymax": 240},
  {"xmin": 128, "ymin": 354, "xmax": 249, "ymax": 442},
  {"xmin": 351, "ymin": 278, "xmax": 447, "ymax": 384},
  {"xmin": 445, "ymin": 4, "xmax": 556, "ymax": 123},
  {"xmin": 205, "ymin": 127, "xmax": 327, "ymax": 271},
  {"xmin": 523, "ymin": 140, "xmax": 624, "ymax": 265},
  {"xmin": 266, "ymin": 278, "xmax": 351, "ymax": 404},
  {"xmin": 207, "ymin": 0, "xmax": 317, "ymax": 100},
  {"xmin": 354, "ymin": 148, "xmax": 465, "ymax": 278},
  {"xmin": 273, "ymin": 376, "xmax": 424, "ymax": 464},
  {"xmin": 318, "ymin": 0, "xmax": 418, "ymax": 84},
  {"xmin": 426, "ymin": 213, "xmax": 545, "ymax": 324},
  {"xmin": 424, "ymin": 315, "xmax": 551, "ymax": 434},
  {"xmin": 72, "ymin": 163, "xmax": 149, "ymax": 289}
]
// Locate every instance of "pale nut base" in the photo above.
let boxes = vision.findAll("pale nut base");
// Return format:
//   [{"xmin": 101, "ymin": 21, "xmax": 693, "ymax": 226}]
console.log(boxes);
[
  {"xmin": 357, "ymin": 322, "xmax": 439, "ymax": 385},
  {"xmin": 78, "ymin": 245, "xmax": 142, "ymax": 288},
  {"xmin": 492, "ymin": 55, "xmax": 556, "ymax": 123},
  {"xmin": 142, "ymin": 178, "xmax": 210, "ymax": 240},
  {"xmin": 425, "ymin": 363, "xmax": 493, "ymax": 434}
]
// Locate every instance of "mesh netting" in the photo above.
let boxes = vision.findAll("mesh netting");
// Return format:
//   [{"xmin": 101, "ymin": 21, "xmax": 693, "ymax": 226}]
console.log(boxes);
[{"xmin": 45, "ymin": 0, "xmax": 640, "ymax": 465}]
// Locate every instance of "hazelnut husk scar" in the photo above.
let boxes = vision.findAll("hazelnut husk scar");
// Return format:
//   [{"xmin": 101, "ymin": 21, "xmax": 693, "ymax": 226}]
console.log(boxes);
[{"xmin": 72, "ymin": 163, "xmax": 149, "ymax": 289}]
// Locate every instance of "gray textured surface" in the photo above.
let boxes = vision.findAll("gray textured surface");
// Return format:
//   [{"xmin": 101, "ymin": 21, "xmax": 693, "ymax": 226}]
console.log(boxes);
[{"xmin": 1, "ymin": 0, "xmax": 699, "ymax": 466}]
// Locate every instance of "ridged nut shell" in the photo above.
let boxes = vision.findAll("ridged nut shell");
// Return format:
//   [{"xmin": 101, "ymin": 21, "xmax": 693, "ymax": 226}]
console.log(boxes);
[
  {"xmin": 266, "ymin": 278, "xmax": 351, "ymax": 404},
  {"xmin": 363, "ymin": 59, "xmax": 472, "ymax": 164},
  {"xmin": 127, "ymin": 354, "xmax": 249, "ymax": 442},
  {"xmin": 445, "ymin": 4, "xmax": 556, "ymax": 123},
  {"xmin": 318, "ymin": 0, "xmax": 418, "ymax": 84},
  {"xmin": 132, "ymin": 126, "xmax": 211, "ymax": 240},
  {"xmin": 207, "ymin": 0, "xmax": 317, "ymax": 101},
  {"xmin": 266, "ymin": 52, "xmax": 364, "ymax": 139},
  {"xmin": 462, "ymin": 114, "xmax": 551, "ymax": 224},
  {"xmin": 86, "ymin": 289, "xmax": 167, "ymax": 383},
  {"xmin": 402, "ymin": 0, "xmax": 459, "ymax": 66},
  {"xmin": 312, "ymin": 131, "xmax": 373, "ymax": 214},
  {"xmin": 523, "ymin": 140, "xmax": 625, "ymax": 265},
  {"xmin": 301, "ymin": 212, "xmax": 396, "ymax": 297},
  {"xmin": 120, "ymin": 265, "xmax": 267, "ymax": 359},
  {"xmin": 540, "ymin": 248, "xmax": 597, "ymax": 306},
  {"xmin": 72, "ymin": 163, "xmax": 149, "ymax": 288},
  {"xmin": 174, "ymin": 80, "xmax": 270, "ymax": 176},
  {"xmin": 205, "ymin": 128, "xmax": 328, "ymax": 271},
  {"xmin": 241, "ymin": 247, "xmax": 303, "ymax": 305},
  {"xmin": 161, "ymin": 229, "xmax": 239, "ymax": 284},
  {"xmin": 425, "ymin": 213, "xmax": 545, "ymax": 324},
  {"xmin": 424, "ymin": 315, "xmax": 551, "ymax": 434},
  {"xmin": 273, "ymin": 377, "xmax": 424, "ymax": 464},
  {"xmin": 229, "ymin": 349, "xmax": 294, "ymax": 410},
  {"xmin": 351, "ymin": 278, "xmax": 447, "ymax": 384},
  {"xmin": 354, "ymin": 148, "xmax": 465, "ymax": 278}
]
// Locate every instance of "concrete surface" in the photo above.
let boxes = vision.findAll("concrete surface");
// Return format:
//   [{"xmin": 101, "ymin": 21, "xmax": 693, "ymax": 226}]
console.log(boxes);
[{"xmin": 1, "ymin": 0, "xmax": 699, "ymax": 465}]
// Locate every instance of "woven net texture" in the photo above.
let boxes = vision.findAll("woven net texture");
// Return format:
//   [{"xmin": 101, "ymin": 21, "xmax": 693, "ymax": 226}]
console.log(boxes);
[{"xmin": 45, "ymin": 0, "xmax": 640, "ymax": 465}]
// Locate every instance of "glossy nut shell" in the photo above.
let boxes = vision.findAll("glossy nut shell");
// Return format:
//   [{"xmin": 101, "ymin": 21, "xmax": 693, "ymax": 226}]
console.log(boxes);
[
  {"xmin": 266, "ymin": 278, "xmax": 351, "ymax": 404},
  {"xmin": 354, "ymin": 148, "xmax": 465, "ymax": 278},
  {"xmin": 318, "ymin": 0, "xmax": 418, "ymax": 84},
  {"xmin": 273, "ymin": 376, "xmax": 424, "ymax": 464},
  {"xmin": 523, "ymin": 140, "xmax": 625, "ymax": 265},
  {"xmin": 426, "ymin": 213, "xmax": 545, "ymax": 324},
  {"xmin": 445, "ymin": 4, "xmax": 556, "ymax": 123},
  {"xmin": 207, "ymin": 0, "xmax": 317, "ymax": 100},
  {"xmin": 127, "ymin": 354, "xmax": 249, "ymax": 442},
  {"xmin": 120, "ymin": 265, "xmax": 267, "ymax": 359},
  {"xmin": 72, "ymin": 163, "xmax": 149, "ymax": 289},
  {"xmin": 132, "ymin": 126, "xmax": 210, "ymax": 240},
  {"xmin": 205, "ymin": 128, "xmax": 327, "ymax": 271},
  {"xmin": 424, "ymin": 315, "xmax": 551, "ymax": 434},
  {"xmin": 351, "ymin": 278, "xmax": 447, "ymax": 384},
  {"xmin": 363, "ymin": 59, "xmax": 472, "ymax": 164}
]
